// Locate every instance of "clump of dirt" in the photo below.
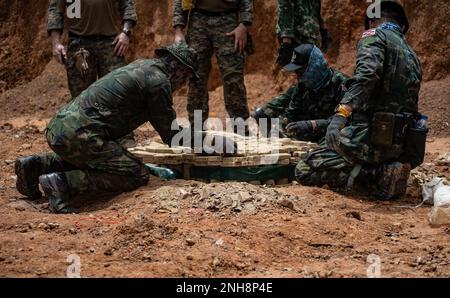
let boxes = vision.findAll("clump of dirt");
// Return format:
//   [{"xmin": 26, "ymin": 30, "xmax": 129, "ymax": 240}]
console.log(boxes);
[{"xmin": 150, "ymin": 182, "xmax": 306, "ymax": 214}]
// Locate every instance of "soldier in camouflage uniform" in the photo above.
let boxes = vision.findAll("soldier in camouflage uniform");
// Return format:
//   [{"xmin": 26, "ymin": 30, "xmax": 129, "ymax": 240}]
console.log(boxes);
[
  {"xmin": 48, "ymin": 0, "xmax": 138, "ymax": 98},
  {"xmin": 295, "ymin": 0, "xmax": 423, "ymax": 200},
  {"xmin": 173, "ymin": 0, "xmax": 253, "ymax": 127},
  {"xmin": 14, "ymin": 44, "xmax": 236, "ymax": 214},
  {"xmin": 253, "ymin": 44, "xmax": 349, "ymax": 142},
  {"xmin": 276, "ymin": 0, "xmax": 331, "ymax": 66}
]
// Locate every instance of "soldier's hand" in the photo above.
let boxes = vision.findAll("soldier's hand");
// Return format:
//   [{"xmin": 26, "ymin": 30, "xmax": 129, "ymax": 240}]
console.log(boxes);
[
  {"xmin": 113, "ymin": 33, "xmax": 130, "ymax": 57},
  {"xmin": 285, "ymin": 121, "xmax": 313, "ymax": 138},
  {"xmin": 174, "ymin": 26, "xmax": 186, "ymax": 43},
  {"xmin": 326, "ymin": 115, "xmax": 347, "ymax": 152},
  {"xmin": 226, "ymin": 23, "xmax": 248, "ymax": 54},
  {"xmin": 52, "ymin": 42, "xmax": 67, "ymax": 65}
]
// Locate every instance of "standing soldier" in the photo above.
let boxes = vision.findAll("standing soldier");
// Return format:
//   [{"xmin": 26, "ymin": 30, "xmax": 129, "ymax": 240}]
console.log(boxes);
[
  {"xmin": 47, "ymin": 0, "xmax": 138, "ymax": 98},
  {"xmin": 172, "ymin": 0, "xmax": 253, "ymax": 131},
  {"xmin": 276, "ymin": 0, "xmax": 331, "ymax": 66},
  {"xmin": 295, "ymin": 0, "xmax": 425, "ymax": 200},
  {"xmin": 47, "ymin": 0, "xmax": 138, "ymax": 147}
]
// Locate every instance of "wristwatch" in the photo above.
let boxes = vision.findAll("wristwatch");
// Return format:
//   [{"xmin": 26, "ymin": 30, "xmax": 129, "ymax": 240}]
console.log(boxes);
[{"xmin": 122, "ymin": 28, "xmax": 132, "ymax": 37}]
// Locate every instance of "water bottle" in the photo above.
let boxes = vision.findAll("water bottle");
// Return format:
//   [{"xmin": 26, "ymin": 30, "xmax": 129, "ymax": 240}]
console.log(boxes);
[{"xmin": 415, "ymin": 115, "xmax": 428, "ymax": 130}]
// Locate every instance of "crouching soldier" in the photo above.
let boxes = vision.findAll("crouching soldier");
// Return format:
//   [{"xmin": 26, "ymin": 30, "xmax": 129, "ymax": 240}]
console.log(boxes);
[
  {"xmin": 295, "ymin": 0, "xmax": 426, "ymax": 200},
  {"xmin": 14, "ymin": 43, "xmax": 236, "ymax": 213},
  {"xmin": 252, "ymin": 44, "xmax": 349, "ymax": 142}
]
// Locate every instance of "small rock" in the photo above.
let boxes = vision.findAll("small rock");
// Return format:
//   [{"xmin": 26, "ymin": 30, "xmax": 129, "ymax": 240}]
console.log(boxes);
[
  {"xmin": 89, "ymin": 247, "xmax": 96, "ymax": 253},
  {"xmin": 69, "ymin": 228, "xmax": 77, "ymax": 235},
  {"xmin": 278, "ymin": 198, "xmax": 295, "ymax": 210},
  {"xmin": 346, "ymin": 211, "xmax": 362, "ymax": 221},
  {"xmin": 104, "ymin": 249, "xmax": 113, "ymax": 256},
  {"xmin": 212, "ymin": 257, "xmax": 220, "ymax": 266},
  {"xmin": 20, "ymin": 143, "xmax": 32, "ymax": 150},
  {"xmin": 186, "ymin": 255, "xmax": 194, "ymax": 261},
  {"xmin": 4, "ymin": 160, "xmax": 14, "ymax": 165},
  {"xmin": 46, "ymin": 223, "xmax": 60, "ymax": 230},
  {"xmin": 37, "ymin": 223, "xmax": 48, "ymax": 229},
  {"xmin": 215, "ymin": 239, "xmax": 224, "ymax": 246},
  {"xmin": 142, "ymin": 254, "xmax": 152, "ymax": 261},
  {"xmin": 186, "ymin": 238, "xmax": 196, "ymax": 246}
]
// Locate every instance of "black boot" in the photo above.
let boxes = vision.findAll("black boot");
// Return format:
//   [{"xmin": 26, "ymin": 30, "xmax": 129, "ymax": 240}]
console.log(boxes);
[
  {"xmin": 39, "ymin": 173, "xmax": 77, "ymax": 214},
  {"xmin": 15, "ymin": 156, "xmax": 43, "ymax": 200},
  {"xmin": 370, "ymin": 162, "xmax": 412, "ymax": 201}
]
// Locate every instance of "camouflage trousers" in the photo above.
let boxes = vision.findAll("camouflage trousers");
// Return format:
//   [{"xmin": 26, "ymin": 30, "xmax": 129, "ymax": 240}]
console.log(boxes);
[
  {"xmin": 295, "ymin": 125, "xmax": 411, "ymax": 198},
  {"xmin": 40, "ymin": 102, "xmax": 149, "ymax": 199},
  {"xmin": 186, "ymin": 11, "xmax": 250, "ymax": 124},
  {"xmin": 66, "ymin": 36, "xmax": 126, "ymax": 98}
]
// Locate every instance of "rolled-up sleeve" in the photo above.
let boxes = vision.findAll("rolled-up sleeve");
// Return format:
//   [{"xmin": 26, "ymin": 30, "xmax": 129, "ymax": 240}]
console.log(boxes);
[
  {"xmin": 118, "ymin": 0, "xmax": 138, "ymax": 26},
  {"xmin": 47, "ymin": 0, "xmax": 65, "ymax": 34},
  {"xmin": 238, "ymin": 0, "xmax": 253, "ymax": 25}
]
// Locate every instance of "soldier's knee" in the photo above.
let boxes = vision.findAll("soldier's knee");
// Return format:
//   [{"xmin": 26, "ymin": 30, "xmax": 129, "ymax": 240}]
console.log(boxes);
[{"xmin": 294, "ymin": 161, "xmax": 313, "ymax": 184}]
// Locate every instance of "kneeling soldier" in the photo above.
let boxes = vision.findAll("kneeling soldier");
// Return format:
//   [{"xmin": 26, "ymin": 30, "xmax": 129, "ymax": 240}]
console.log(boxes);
[{"xmin": 15, "ymin": 43, "xmax": 235, "ymax": 213}]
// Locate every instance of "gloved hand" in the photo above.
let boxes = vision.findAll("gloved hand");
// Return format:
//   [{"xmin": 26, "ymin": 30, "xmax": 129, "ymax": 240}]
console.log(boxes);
[
  {"xmin": 326, "ymin": 115, "xmax": 347, "ymax": 151},
  {"xmin": 320, "ymin": 28, "xmax": 332, "ymax": 53},
  {"xmin": 276, "ymin": 42, "xmax": 295, "ymax": 66},
  {"xmin": 251, "ymin": 107, "xmax": 269, "ymax": 122},
  {"xmin": 285, "ymin": 121, "xmax": 313, "ymax": 138}
]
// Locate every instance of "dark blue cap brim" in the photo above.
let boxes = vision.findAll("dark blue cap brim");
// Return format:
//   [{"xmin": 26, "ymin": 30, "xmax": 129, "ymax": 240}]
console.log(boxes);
[{"xmin": 283, "ymin": 63, "xmax": 302, "ymax": 72}]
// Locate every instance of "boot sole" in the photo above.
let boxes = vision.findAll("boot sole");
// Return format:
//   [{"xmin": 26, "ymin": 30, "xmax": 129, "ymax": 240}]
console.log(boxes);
[{"xmin": 15, "ymin": 159, "xmax": 42, "ymax": 200}]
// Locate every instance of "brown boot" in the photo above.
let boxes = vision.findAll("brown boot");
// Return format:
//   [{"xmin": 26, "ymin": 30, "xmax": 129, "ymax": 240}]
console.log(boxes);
[{"xmin": 370, "ymin": 162, "xmax": 412, "ymax": 201}]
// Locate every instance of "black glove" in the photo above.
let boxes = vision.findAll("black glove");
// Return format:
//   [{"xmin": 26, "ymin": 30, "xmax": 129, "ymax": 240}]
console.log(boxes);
[
  {"xmin": 251, "ymin": 107, "xmax": 269, "ymax": 122},
  {"xmin": 320, "ymin": 28, "xmax": 332, "ymax": 53},
  {"xmin": 285, "ymin": 119, "xmax": 330, "ymax": 140},
  {"xmin": 325, "ymin": 115, "xmax": 347, "ymax": 151},
  {"xmin": 276, "ymin": 42, "xmax": 295, "ymax": 66},
  {"xmin": 285, "ymin": 121, "xmax": 313, "ymax": 138}
]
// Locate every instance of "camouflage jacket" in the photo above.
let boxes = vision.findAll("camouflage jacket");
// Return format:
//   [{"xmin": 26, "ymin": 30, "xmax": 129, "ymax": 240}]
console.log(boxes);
[
  {"xmin": 47, "ymin": 0, "xmax": 138, "ymax": 34},
  {"xmin": 50, "ymin": 59, "xmax": 177, "ymax": 145},
  {"xmin": 278, "ymin": 69, "xmax": 349, "ymax": 122},
  {"xmin": 341, "ymin": 24, "xmax": 422, "ymax": 117},
  {"xmin": 276, "ymin": 0, "xmax": 323, "ymax": 46},
  {"xmin": 173, "ymin": 0, "xmax": 253, "ymax": 28}
]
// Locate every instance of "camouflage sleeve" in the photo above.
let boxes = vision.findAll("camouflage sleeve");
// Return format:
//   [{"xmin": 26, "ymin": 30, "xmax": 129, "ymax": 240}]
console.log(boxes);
[
  {"xmin": 238, "ymin": 0, "xmax": 253, "ymax": 25},
  {"xmin": 47, "ymin": 0, "xmax": 65, "ymax": 34},
  {"xmin": 147, "ymin": 82, "xmax": 178, "ymax": 145},
  {"xmin": 340, "ymin": 30, "xmax": 386, "ymax": 113},
  {"xmin": 118, "ymin": 0, "xmax": 138, "ymax": 26},
  {"xmin": 172, "ymin": 0, "xmax": 187, "ymax": 28},
  {"xmin": 276, "ymin": 0, "xmax": 295, "ymax": 39}
]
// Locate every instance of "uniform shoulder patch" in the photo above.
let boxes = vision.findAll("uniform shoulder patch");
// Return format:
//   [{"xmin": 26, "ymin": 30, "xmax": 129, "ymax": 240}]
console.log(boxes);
[{"xmin": 362, "ymin": 29, "xmax": 377, "ymax": 38}]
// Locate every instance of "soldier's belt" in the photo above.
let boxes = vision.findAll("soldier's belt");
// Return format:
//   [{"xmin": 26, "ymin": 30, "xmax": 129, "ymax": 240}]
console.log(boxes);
[
  {"xmin": 192, "ymin": 8, "xmax": 237, "ymax": 17},
  {"xmin": 69, "ymin": 31, "xmax": 116, "ymax": 41}
]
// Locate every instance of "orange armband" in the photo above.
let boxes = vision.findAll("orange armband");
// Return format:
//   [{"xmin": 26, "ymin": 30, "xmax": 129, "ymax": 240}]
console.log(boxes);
[{"xmin": 335, "ymin": 104, "xmax": 352, "ymax": 118}]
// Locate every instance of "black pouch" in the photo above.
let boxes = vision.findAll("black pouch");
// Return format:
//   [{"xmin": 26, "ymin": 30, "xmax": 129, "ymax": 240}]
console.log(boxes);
[
  {"xmin": 400, "ymin": 126, "xmax": 428, "ymax": 169},
  {"xmin": 370, "ymin": 112, "xmax": 395, "ymax": 147}
]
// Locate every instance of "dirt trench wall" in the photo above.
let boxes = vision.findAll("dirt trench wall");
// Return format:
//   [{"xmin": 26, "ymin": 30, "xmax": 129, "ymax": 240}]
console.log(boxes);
[{"xmin": 0, "ymin": 0, "xmax": 449, "ymax": 92}]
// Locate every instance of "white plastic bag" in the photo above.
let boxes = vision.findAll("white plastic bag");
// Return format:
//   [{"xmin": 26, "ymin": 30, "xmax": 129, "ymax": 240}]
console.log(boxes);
[{"xmin": 434, "ymin": 185, "xmax": 450, "ymax": 208}]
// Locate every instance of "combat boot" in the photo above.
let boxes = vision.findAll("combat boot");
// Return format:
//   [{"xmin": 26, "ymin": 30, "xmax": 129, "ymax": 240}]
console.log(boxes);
[
  {"xmin": 15, "ymin": 156, "xmax": 43, "ymax": 200},
  {"xmin": 370, "ymin": 162, "xmax": 412, "ymax": 200},
  {"xmin": 39, "ymin": 173, "xmax": 77, "ymax": 214}
]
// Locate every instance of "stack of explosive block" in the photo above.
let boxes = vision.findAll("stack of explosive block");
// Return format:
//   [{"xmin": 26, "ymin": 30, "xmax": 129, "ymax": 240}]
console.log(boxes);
[{"xmin": 128, "ymin": 131, "xmax": 318, "ymax": 183}]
